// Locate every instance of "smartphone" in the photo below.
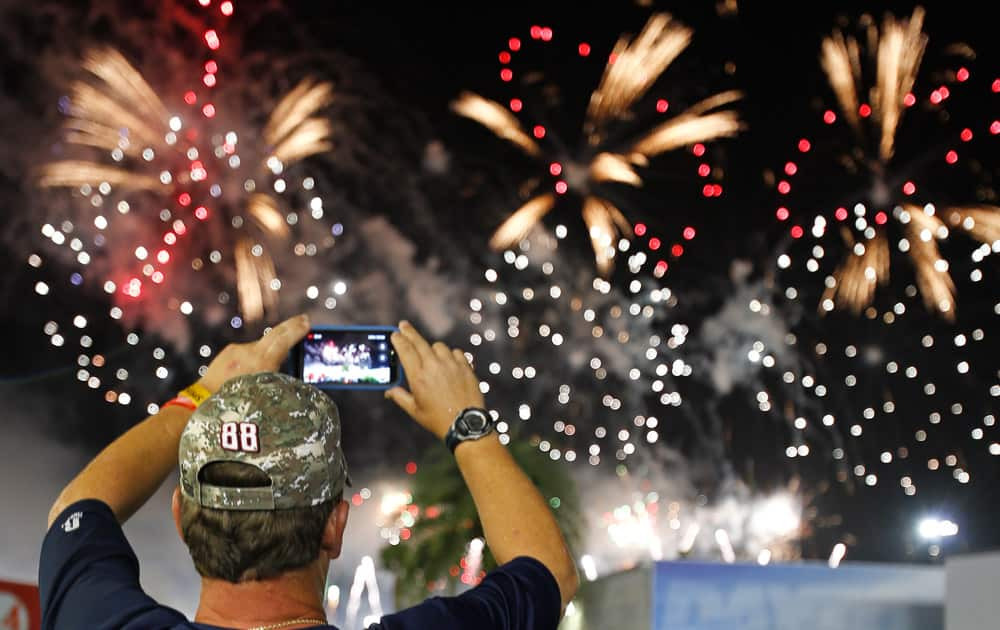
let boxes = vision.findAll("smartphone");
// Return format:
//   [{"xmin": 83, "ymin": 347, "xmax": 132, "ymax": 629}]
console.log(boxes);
[{"xmin": 288, "ymin": 325, "xmax": 402, "ymax": 390}]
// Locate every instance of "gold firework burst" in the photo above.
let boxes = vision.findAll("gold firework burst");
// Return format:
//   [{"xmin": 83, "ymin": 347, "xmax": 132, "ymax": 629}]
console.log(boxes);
[
  {"xmin": 819, "ymin": 7, "xmax": 998, "ymax": 319},
  {"xmin": 452, "ymin": 13, "xmax": 743, "ymax": 274}
]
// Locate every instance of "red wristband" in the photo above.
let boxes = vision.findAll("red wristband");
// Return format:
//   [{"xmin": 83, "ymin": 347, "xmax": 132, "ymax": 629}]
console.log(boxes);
[{"xmin": 163, "ymin": 396, "xmax": 198, "ymax": 411}]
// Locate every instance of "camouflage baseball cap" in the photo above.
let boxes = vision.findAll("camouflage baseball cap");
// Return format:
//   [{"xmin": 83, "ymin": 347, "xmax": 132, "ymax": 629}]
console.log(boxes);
[{"xmin": 178, "ymin": 371, "xmax": 350, "ymax": 510}]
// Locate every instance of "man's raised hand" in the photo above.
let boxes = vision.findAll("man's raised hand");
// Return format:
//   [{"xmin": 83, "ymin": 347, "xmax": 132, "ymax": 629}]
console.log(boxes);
[
  {"xmin": 198, "ymin": 314, "xmax": 311, "ymax": 394},
  {"xmin": 385, "ymin": 321, "xmax": 485, "ymax": 439}
]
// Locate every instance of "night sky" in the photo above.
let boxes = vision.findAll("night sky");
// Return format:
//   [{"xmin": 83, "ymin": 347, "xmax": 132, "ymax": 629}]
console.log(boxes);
[{"xmin": 1, "ymin": 0, "xmax": 998, "ymax": 581}]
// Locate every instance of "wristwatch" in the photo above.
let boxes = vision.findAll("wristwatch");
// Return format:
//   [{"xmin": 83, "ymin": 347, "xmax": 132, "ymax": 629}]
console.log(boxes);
[{"xmin": 445, "ymin": 407, "xmax": 495, "ymax": 453}]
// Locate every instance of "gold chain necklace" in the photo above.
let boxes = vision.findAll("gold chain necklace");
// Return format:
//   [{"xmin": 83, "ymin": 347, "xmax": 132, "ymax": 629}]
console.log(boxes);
[{"xmin": 247, "ymin": 617, "xmax": 327, "ymax": 630}]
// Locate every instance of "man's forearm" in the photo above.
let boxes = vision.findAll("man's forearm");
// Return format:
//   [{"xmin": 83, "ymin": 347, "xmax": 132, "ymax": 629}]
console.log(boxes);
[
  {"xmin": 455, "ymin": 435, "xmax": 579, "ymax": 607},
  {"xmin": 47, "ymin": 404, "xmax": 193, "ymax": 527}
]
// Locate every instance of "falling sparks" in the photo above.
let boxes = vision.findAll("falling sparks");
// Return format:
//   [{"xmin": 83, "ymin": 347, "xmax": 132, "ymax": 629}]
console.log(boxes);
[
  {"xmin": 452, "ymin": 13, "xmax": 742, "ymax": 274},
  {"xmin": 471, "ymin": 222, "xmax": 694, "ymax": 468}
]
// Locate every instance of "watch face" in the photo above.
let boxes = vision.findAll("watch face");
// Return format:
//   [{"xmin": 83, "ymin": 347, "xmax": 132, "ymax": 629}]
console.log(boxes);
[{"xmin": 463, "ymin": 410, "xmax": 488, "ymax": 432}]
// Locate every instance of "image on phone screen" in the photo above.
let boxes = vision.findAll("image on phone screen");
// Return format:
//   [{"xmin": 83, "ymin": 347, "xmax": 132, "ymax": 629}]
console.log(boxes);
[{"xmin": 299, "ymin": 327, "xmax": 399, "ymax": 388}]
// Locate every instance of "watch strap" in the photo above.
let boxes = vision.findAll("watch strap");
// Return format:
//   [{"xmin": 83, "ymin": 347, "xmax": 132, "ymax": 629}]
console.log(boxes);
[{"xmin": 444, "ymin": 426, "xmax": 463, "ymax": 453}]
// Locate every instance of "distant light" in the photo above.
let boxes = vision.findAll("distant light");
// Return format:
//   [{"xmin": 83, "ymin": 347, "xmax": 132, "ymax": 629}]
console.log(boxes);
[
  {"xmin": 715, "ymin": 529, "xmax": 735, "ymax": 563},
  {"xmin": 918, "ymin": 518, "xmax": 959, "ymax": 540},
  {"xmin": 578, "ymin": 42, "xmax": 591, "ymax": 56},
  {"xmin": 325, "ymin": 584, "xmax": 340, "ymax": 609},
  {"xmin": 580, "ymin": 555, "xmax": 598, "ymax": 581},
  {"xmin": 828, "ymin": 543, "xmax": 847, "ymax": 568},
  {"xmin": 204, "ymin": 29, "xmax": 220, "ymax": 50}
]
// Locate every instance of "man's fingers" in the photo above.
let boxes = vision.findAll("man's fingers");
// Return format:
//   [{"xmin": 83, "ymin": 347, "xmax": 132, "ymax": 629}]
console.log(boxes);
[
  {"xmin": 260, "ymin": 314, "xmax": 310, "ymax": 364},
  {"xmin": 450, "ymin": 348, "xmax": 480, "ymax": 389},
  {"xmin": 385, "ymin": 386, "xmax": 418, "ymax": 418},
  {"xmin": 432, "ymin": 342, "xmax": 452, "ymax": 362},
  {"xmin": 391, "ymin": 330, "xmax": 422, "ymax": 371},
  {"xmin": 399, "ymin": 320, "xmax": 434, "ymax": 363}
]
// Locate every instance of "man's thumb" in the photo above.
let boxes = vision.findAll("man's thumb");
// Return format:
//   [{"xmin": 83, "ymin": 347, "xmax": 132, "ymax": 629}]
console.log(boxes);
[{"xmin": 385, "ymin": 387, "xmax": 417, "ymax": 417}]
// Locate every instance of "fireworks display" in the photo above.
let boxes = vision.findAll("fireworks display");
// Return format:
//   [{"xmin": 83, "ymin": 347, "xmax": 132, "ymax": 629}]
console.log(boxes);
[
  {"xmin": 1, "ymin": 2, "xmax": 998, "ymax": 624},
  {"xmin": 13, "ymin": 1, "xmax": 395, "ymax": 418},
  {"xmin": 749, "ymin": 5, "xmax": 998, "ymax": 562}
]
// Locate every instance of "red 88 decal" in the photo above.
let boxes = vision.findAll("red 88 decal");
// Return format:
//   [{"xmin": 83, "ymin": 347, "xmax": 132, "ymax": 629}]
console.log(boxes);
[{"xmin": 220, "ymin": 422, "xmax": 260, "ymax": 452}]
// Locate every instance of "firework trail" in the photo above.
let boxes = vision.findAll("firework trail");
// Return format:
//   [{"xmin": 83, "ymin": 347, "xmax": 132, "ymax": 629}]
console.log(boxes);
[{"xmin": 451, "ymin": 13, "xmax": 743, "ymax": 274}]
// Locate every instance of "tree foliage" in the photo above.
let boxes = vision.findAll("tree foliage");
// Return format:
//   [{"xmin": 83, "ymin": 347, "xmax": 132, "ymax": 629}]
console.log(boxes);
[{"xmin": 380, "ymin": 438, "xmax": 584, "ymax": 609}]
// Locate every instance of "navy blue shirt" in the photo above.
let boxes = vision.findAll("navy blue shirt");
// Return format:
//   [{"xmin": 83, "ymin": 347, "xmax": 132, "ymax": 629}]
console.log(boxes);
[{"xmin": 40, "ymin": 500, "xmax": 561, "ymax": 630}]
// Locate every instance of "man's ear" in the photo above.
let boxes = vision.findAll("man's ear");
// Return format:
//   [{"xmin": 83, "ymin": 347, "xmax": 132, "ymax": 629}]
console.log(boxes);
[
  {"xmin": 171, "ymin": 486, "xmax": 185, "ymax": 543},
  {"xmin": 320, "ymin": 499, "xmax": 350, "ymax": 560}
]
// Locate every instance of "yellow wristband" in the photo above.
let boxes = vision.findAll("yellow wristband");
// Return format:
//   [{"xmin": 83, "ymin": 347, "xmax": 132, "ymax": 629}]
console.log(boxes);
[{"xmin": 178, "ymin": 382, "xmax": 212, "ymax": 407}]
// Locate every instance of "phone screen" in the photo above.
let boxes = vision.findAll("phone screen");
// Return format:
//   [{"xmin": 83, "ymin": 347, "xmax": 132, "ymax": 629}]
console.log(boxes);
[{"xmin": 299, "ymin": 327, "xmax": 399, "ymax": 388}]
